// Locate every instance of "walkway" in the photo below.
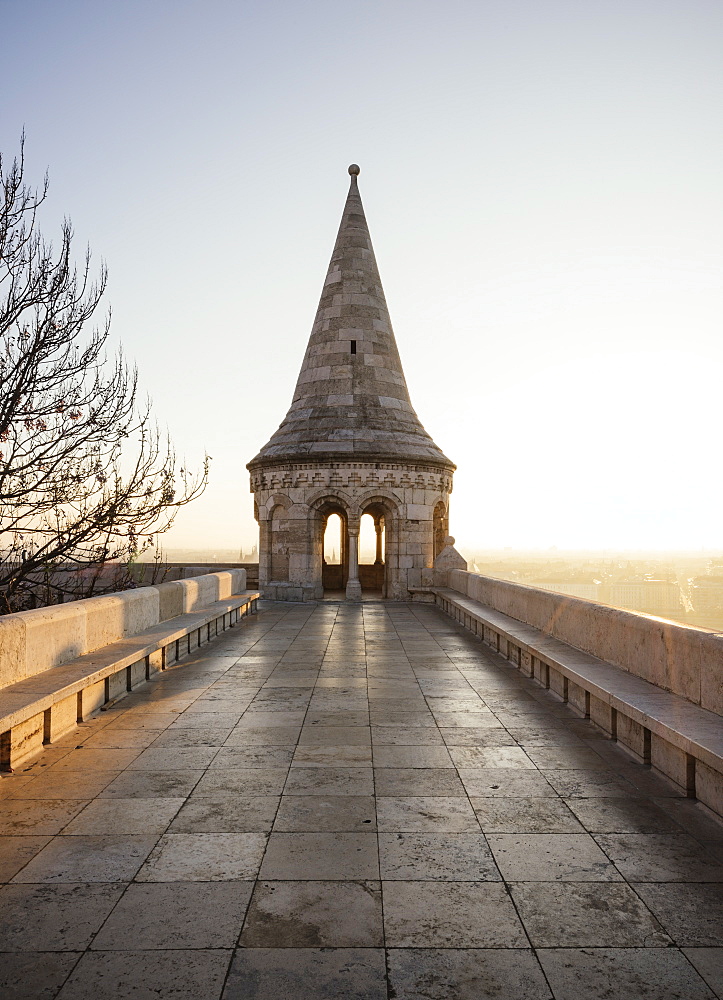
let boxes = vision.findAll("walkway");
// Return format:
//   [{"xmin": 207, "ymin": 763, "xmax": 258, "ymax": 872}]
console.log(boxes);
[{"xmin": 1, "ymin": 601, "xmax": 721, "ymax": 999}]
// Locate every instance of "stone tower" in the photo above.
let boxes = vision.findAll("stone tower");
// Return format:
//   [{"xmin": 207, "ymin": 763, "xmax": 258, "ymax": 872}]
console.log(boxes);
[{"xmin": 247, "ymin": 165, "xmax": 456, "ymax": 601}]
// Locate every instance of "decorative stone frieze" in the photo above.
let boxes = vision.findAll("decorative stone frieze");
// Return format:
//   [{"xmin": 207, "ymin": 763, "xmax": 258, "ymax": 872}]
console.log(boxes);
[{"xmin": 249, "ymin": 462, "xmax": 453, "ymax": 496}]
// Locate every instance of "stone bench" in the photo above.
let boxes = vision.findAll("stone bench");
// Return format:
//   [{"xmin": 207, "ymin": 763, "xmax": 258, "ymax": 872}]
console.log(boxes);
[
  {"xmin": 415, "ymin": 586, "xmax": 723, "ymax": 820},
  {"xmin": 0, "ymin": 592, "xmax": 259, "ymax": 772}
]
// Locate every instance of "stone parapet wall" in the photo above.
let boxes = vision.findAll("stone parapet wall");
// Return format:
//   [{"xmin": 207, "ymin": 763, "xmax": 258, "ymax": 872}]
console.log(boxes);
[
  {"xmin": 155, "ymin": 571, "xmax": 245, "ymax": 620},
  {"xmin": 445, "ymin": 570, "xmax": 723, "ymax": 715},
  {"xmin": 0, "ymin": 569, "xmax": 246, "ymax": 688},
  {"xmin": 130, "ymin": 563, "xmax": 258, "ymax": 586}
]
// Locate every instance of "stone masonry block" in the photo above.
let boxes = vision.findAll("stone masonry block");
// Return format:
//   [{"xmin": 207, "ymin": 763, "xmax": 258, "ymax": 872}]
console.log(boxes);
[
  {"xmin": 47, "ymin": 694, "xmax": 79, "ymax": 743},
  {"xmin": 179, "ymin": 575, "xmax": 221, "ymax": 613},
  {"xmin": 80, "ymin": 680, "xmax": 106, "ymax": 720},
  {"xmin": 590, "ymin": 695, "xmax": 614, "ymax": 736},
  {"xmin": 650, "ymin": 734, "xmax": 693, "ymax": 793},
  {"xmin": 568, "ymin": 680, "xmax": 588, "ymax": 717},
  {"xmin": 549, "ymin": 667, "xmax": 566, "ymax": 701},
  {"xmin": 156, "ymin": 581, "xmax": 185, "ymax": 622},
  {"xmin": 617, "ymin": 714, "xmax": 647, "ymax": 761},
  {"xmin": 22, "ymin": 604, "xmax": 86, "ymax": 680},
  {"xmin": 107, "ymin": 669, "xmax": 127, "ymax": 703},
  {"xmin": 448, "ymin": 570, "xmax": 469, "ymax": 594},
  {"xmin": 9, "ymin": 713, "xmax": 44, "ymax": 769},
  {"xmin": 148, "ymin": 649, "xmax": 164, "ymax": 674},
  {"xmin": 84, "ymin": 590, "xmax": 159, "ymax": 653},
  {"xmin": 129, "ymin": 659, "xmax": 147, "ymax": 689},
  {"xmin": 0, "ymin": 615, "xmax": 26, "ymax": 687},
  {"xmin": 700, "ymin": 633, "xmax": 723, "ymax": 715},
  {"xmin": 212, "ymin": 572, "xmax": 233, "ymax": 600},
  {"xmin": 696, "ymin": 761, "xmax": 723, "ymax": 817}
]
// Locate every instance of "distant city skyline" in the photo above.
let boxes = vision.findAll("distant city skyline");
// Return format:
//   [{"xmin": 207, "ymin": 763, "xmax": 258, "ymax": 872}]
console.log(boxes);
[{"xmin": 2, "ymin": 0, "xmax": 721, "ymax": 552}]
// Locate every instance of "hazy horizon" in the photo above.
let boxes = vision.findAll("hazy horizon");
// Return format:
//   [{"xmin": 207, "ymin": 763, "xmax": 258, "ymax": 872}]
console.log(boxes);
[
  {"xmin": 143, "ymin": 544, "xmax": 723, "ymax": 562},
  {"xmin": 3, "ymin": 0, "xmax": 721, "ymax": 554}
]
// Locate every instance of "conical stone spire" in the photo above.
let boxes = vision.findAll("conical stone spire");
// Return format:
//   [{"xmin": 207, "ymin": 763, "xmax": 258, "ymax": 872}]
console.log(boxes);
[{"xmin": 248, "ymin": 165, "xmax": 454, "ymax": 471}]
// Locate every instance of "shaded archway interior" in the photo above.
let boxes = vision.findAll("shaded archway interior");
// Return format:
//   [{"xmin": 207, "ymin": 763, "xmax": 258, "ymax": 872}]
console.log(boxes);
[{"xmin": 321, "ymin": 504, "xmax": 386, "ymax": 596}]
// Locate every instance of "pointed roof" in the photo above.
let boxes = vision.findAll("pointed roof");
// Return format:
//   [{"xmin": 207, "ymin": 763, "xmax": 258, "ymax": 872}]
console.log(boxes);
[{"xmin": 248, "ymin": 165, "xmax": 454, "ymax": 471}]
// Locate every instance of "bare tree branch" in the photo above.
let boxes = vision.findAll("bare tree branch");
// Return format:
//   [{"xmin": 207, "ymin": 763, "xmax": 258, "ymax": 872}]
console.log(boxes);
[{"xmin": 0, "ymin": 137, "xmax": 209, "ymax": 612}]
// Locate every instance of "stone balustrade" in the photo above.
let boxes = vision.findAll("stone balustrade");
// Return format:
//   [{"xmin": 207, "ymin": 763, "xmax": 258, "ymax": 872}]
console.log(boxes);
[
  {"xmin": 0, "ymin": 570, "xmax": 246, "ymax": 688},
  {"xmin": 0, "ymin": 570, "xmax": 253, "ymax": 770},
  {"xmin": 446, "ymin": 569, "xmax": 722, "ymax": 715},
  {"xmin": 422, "ymin": 570, "xmax": 723, "ymax": 821}
]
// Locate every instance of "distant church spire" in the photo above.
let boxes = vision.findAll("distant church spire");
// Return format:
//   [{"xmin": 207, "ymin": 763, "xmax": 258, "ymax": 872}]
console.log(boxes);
[{"xmin": 248, "ymin": 165, "xmax": 454, "ymax": 471}]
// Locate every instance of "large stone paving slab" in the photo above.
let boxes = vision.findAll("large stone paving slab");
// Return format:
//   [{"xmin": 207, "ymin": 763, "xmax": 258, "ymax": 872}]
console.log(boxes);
[
  {"xmin": 386, "ymin": 948, "xmax": 552, "ymax": 999},
  {"xmin": 382, "ymin": 880, "xmax": 527, "ymax": 947},
  {"xmin": 1, "ymin": 600, "xmax": 722, "ymax": 999},
  {"xmin": 0, "ymin": 883, "xmax": 123, "ymax": 950},
  {"xmin": 11, "ymin": 835, "xmax": 156, "ymax": 883},
  {"xmin": 222, "ymin": 948, "xmax": 387, "ymax": 1000},
  {"xmin": 0, "ymin": 954, "xmax": 80, "ymax": 1000},
  {"xmin": 240, "ymin": 880, "xmax": 383, "ymax": 946},
  {"xmin": 91, "ymin": 882, "xmax": 254, "ymax": 949},
  {"xmin": 538, "ymin": 948, "xmax": 717, "ymax": 999},
  {"xmin": 57, "ymin": 949, "xmax": 232, "ymax": 999}
]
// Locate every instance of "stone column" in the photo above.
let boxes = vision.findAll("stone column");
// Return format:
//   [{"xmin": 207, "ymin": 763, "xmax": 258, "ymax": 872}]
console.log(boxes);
[
  {"xmin": 374, "ymin": 519, "xmax": 384, "ymax": 565},
  {"xmin": 346, "ymin": 520, "xmax": 362, "ymax": 601},
  {"xmin": 341, "ymin": 519, "xmax": 349, "ymax": 586}
]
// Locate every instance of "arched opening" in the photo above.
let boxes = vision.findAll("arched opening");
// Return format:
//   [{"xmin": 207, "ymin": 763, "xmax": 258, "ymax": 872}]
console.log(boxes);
[
  {"xmin": 359, "ymin": 507, "xmax": 385, "ymax": 595},
  {"xmin": 359, "ymin": 513, "xmax": 380, "ymax": 563},
  {"xmin": 433, "ymin": 501, "xmax": 448, "ymax": 561},
  {"xmin": 324, "ymin": 512, "xmax": 342, "ymax": 565},
  {"xmin": 321, "ymin": 508, "xmax": 348, "ymax": 593}
]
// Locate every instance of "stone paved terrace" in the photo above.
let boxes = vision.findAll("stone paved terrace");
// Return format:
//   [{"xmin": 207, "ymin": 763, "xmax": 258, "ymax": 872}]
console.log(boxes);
[{"xmin": 1, "ymin": 601, "xmax": 722, "ymax": 1000}]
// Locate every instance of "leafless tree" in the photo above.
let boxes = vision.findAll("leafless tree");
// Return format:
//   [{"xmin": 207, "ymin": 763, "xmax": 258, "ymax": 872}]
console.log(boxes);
[{"xmin": 0, "ymin": 137, "xmax": 208, "ymax": 612}]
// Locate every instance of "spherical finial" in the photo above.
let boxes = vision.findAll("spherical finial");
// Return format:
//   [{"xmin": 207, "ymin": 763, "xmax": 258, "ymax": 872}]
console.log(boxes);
[{"xmin": 348, "ymin": 164, "xmax": 360, "ymax": 176}]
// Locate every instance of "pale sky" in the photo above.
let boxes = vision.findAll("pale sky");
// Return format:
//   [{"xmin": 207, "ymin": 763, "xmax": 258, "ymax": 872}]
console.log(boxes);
[{"xmin": 2, "ymin": 0, "xmax": 722, "ymax": 553}]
